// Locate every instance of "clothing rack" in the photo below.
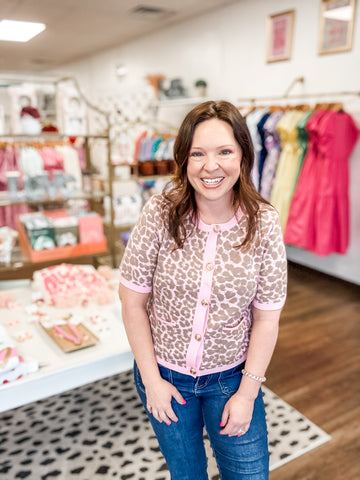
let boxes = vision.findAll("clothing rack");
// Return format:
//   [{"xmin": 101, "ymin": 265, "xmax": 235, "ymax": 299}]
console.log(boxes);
[{"xmin": 237, "ymin": 75, "xmax": 360, "ymax": 105}]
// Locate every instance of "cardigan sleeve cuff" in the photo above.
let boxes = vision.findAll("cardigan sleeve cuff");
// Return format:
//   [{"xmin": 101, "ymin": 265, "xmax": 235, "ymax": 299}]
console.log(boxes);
[
  {"xmin": 119, "ymin": 275, "xmax": 152, "ymax": 293},
  {"xmin": 252, "ymin": 296, "xmax": 286, "ymax": 310}
]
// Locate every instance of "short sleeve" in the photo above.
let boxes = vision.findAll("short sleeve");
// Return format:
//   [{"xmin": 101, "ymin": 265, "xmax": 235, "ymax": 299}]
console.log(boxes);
[
  {"xmin": 119, "ymin": 195, "xmax": 165, "ymax": 293},
  {"xmin": 252, "ymin": 209, "xmax": 287, "ymax": 310}
]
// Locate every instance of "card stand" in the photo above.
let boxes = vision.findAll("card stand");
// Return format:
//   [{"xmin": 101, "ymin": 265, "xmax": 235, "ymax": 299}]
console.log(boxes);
[{"xmin": 17, "ymin": 219, "xmax": 107, "ymax": 263}]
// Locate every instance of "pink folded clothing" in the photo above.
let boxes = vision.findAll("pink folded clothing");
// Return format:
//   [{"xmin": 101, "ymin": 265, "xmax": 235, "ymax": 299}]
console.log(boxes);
[{"xmin": 33, "ymin": 263, "xmax": 114, "ymax": 307}]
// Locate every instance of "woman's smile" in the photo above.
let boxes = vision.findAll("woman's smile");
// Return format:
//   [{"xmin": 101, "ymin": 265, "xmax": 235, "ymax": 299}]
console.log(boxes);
[{"xmin": 201, "ymin": 176, "xmax": 225, "ymax": 186}]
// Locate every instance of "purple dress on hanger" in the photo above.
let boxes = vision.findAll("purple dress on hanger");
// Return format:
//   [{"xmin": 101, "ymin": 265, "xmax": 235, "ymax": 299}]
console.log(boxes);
[{"xmin": 260, "ymin": 111, "xmax": 283, "ymax": 201}]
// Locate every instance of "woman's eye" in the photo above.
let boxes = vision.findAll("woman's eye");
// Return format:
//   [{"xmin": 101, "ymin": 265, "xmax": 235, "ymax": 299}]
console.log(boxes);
[
  {"xmin": 220, "ymin": 149, "xmax": 231, "ymax": 155},
  {"xmin": 190, "ymin": 151, "xmax": 203, "ymax": 157}
]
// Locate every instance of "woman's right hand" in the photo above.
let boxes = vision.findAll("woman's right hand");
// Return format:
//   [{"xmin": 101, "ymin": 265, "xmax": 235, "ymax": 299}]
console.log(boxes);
[{"xmin": 145, "ymin": 377, "xmax": 186, "ymax": 425}]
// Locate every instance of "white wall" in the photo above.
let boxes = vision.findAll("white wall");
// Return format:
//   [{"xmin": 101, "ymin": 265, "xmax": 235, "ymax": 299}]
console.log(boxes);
[{"xmin": 51, "ymin": 0, "xmax": 360, "ymax": 283}]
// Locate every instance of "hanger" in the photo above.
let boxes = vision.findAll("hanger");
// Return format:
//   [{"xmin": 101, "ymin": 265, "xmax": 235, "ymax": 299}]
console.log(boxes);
[
  {"xmin": 295, "ymin": 104, "xmax": 311, "ymax": 112},
  {"xmin": 329, "ymin": 102, "xmax": 344, "ymax": 112}
]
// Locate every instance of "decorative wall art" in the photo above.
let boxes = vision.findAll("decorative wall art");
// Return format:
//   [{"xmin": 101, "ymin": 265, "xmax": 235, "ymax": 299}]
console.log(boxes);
[
  {"xmin": 318, "ymin": 0, "xmax": 357, "ymax": 54},
  {"xmin": 266, "ymin": 10, "xmax": 295, "ymax": 63}
]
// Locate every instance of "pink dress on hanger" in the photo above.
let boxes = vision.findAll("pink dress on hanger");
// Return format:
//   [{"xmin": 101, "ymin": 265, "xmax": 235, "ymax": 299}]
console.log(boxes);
[
  {"xmin": 313, "ymin": 110, "xmax": 358, "ymax": 255},
  {"xmin": 284, "ymin": 109, "xmax": 359, "ymax": 255}
]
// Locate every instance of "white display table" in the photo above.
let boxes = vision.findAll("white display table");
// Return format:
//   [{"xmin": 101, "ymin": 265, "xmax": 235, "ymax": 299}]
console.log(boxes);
[{"xmin": 0, "ymin": 278, "xmax": 133, "ymax": 412}]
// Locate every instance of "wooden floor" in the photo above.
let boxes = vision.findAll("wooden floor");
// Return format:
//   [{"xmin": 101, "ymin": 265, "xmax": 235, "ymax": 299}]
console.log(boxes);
[{"xmin": 268, "ymin": 262, "xmax": 360, "ymax": 480}]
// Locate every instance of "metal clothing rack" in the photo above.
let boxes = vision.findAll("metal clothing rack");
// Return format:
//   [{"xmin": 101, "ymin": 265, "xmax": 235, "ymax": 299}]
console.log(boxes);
[{"xmin": 237, "ymin": 76, "xmax": 360, "ymax": 104}]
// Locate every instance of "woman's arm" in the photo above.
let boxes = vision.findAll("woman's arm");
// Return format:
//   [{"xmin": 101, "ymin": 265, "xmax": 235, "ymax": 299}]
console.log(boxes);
[
  {"xmin": 220, "ymin": 306, "xmax": 281, "ymax": 436},
  {"xmin": 118, "ymin": 283, "xmax": 185, "ymax": 424}
]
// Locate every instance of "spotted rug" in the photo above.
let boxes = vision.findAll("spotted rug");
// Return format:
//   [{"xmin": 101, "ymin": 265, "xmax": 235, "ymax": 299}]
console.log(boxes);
[{"xmin": 0, "ymin": 370, "xmax": 330, "ymax": 480}]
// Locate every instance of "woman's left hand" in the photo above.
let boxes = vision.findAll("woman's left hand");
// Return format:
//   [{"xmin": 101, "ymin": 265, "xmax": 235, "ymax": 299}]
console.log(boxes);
[{"xmin": 219, "ymin": 393, "xmax": 255, "ymax": 436}]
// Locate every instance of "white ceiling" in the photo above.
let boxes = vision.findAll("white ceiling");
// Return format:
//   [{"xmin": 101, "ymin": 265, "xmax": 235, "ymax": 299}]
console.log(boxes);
[{"xmin": 0, "ymin": 0, "xmax": 239, "ymax": 74}]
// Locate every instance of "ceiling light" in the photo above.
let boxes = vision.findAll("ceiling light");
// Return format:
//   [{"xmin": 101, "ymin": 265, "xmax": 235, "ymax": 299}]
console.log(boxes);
[{"xmin": 0, "ymin": 19, "xmax": 46, "ymax": 42}]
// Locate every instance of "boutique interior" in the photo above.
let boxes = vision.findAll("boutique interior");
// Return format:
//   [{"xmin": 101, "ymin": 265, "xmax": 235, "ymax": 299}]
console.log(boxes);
[{"xmin": 0, "ymin": 1, "xmax": 359, "ymax": 479}]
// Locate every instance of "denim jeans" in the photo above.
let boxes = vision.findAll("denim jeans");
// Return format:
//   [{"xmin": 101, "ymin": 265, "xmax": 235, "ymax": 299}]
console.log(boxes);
[{"xmin": 134, "ymin": 362, "xmax": 269, "ymax": 480}]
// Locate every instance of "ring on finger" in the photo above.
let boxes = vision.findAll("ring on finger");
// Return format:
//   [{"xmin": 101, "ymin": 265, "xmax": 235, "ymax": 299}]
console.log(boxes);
[{"xmin": 238, "ymin": 428, "xmax": 246, "ymax": 434}]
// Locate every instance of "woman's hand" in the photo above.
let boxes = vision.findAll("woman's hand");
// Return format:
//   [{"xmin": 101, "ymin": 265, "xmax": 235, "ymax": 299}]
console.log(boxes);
[
  {"xmin": 145, "ymin": 377, "xmax": 186, "ymax": 425},
  {"xmin": 219, "ymin": 393, "xmax": 255, "ymax": 436}
]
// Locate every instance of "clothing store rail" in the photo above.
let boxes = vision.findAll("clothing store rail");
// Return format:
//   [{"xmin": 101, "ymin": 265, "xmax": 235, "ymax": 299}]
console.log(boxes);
[{"xmin": 237, "ymin": 89, "xmax": 360, "ymax": 105}]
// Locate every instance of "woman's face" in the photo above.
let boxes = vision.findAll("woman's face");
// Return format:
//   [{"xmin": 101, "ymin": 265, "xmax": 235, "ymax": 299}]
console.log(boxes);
[{"xmin": 187, "ymin": 118, "xmax": 242, "ymax": 207}]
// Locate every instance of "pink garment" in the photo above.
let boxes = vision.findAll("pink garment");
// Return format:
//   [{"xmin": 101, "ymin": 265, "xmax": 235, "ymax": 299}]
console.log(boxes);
[
  {"xmin": 39, "ymin": 147, "xmax": 64, "ymax": 180},
  {"xmin": 284, "ymin": 110, "xmax": 359, "ymax": 255},
  {"xmin": 0, "ymin": 147, "xmax": 19, "ymax": 189},
  {"xmin": 0, "ymin": 146, "xmax": 29, "ymax": 228},
  {"xmin": 314, "ymin": 111, "xmax": 358, "ymax": 254},
  {"xmin": 73, "ymin": 147, "xmax": 86, "ymax": 172}
]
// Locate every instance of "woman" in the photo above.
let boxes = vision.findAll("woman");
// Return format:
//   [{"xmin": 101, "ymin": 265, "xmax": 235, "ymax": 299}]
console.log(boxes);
[{"xmin": 118, "ymin": 100, "xmax": 287, "ymax": 480}]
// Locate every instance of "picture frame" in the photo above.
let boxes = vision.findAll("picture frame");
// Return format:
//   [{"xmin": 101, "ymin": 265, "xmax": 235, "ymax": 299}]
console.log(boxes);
[
  {"xmin": 266, "ymin": 10, "xmax": 295, "ymax": 63},
  {"xmin": 318, "ymin": 0, "xmax": 356, "ymax": 54}
]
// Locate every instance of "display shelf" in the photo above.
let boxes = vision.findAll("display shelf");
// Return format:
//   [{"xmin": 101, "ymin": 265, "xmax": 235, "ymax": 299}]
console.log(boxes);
[
  {"xmin": 151, "ymin": 96, "xmax": 209, "ymax": 107},
  {"xmin": 112, "ymin": 173, "xmax": 172, "ymax": 183},
  {"xmin": 0, "ymin": 129, "xmax": 119, "ymax": 275},
  {"xmin": 0, "ymin": 190, "xmax": 105, "ymax": 207},
  {"xmin": 0, "ymin": 133, "xmax": 108, "ymax": 140},
  {"xmin": 0, "ymin": 247, "xmax": 110, "ymax": 280},
  {"xmin": 0, "ymin": 279, "xmax": 133, "ymax": 412}
]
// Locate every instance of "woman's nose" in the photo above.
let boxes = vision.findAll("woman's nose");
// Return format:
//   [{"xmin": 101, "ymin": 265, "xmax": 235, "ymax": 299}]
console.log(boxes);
[{"xmin": 203, "ymin": 154, "xmax": 219, "ymax": 171}]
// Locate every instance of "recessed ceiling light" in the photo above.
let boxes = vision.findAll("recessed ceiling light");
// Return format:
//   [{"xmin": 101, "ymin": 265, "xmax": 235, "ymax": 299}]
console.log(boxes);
[{"xmin": 0, "ymin": 19, "xmax": 46, "ymax": 42}]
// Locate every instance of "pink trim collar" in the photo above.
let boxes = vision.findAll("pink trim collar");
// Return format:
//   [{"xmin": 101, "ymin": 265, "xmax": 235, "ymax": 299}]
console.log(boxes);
[{"xmin": 196, "ymin": 208, "xmax": 244, "ymax": 233}]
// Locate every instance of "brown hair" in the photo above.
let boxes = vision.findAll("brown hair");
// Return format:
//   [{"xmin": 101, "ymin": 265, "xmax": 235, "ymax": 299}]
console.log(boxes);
[{"xmin": 163, "ymin": 100, "xmax": 269, "ymax": 249}]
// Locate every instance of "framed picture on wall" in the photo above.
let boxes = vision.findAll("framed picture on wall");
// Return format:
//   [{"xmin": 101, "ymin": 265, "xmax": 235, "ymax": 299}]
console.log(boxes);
[
  {"xmin": 318, "ymin": 0, "xmax": 357, "ymax": 54},
  {"xmin": 266, "ymin": 10, "xmax": 295, "ymax": 63}
]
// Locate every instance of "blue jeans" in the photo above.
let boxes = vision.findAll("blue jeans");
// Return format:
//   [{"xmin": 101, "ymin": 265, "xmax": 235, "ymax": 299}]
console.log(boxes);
[{"xmin": 134, "ymin": 362, "xmax": 269, "ymax": 480}]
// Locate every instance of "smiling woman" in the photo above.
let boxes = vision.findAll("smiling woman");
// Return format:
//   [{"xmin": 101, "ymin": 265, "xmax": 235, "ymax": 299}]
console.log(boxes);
[{"xmin": 118, "ymin": 100, "xmax": 287, "ymax": 480}]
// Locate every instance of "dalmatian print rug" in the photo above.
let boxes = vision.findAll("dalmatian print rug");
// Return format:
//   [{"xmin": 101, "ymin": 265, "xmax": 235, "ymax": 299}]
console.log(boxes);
[{"xmin": 0, "ymin": 370, "xmax": 330, "ymax": 480}]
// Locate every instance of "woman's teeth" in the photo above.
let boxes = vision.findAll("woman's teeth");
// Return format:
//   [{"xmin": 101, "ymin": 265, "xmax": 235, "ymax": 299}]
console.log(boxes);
[{"xmin": 201, "ymin": 177, "xmax": 224, "ymax": 185}]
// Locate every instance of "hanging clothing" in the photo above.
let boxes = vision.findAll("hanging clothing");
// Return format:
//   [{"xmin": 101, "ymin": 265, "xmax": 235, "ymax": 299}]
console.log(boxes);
[
  {"xmin": 313, "ymin": 110, "xmax": 359, "ymax": 255},
  {"xmin": 260, "ymin": 110, "xmax": 283, "ymax": 201},
  {"xmin": 38, "ymin": 147, "xmax": 64, "ymax": 180},
  {"xmin": 19, "ymin": 147, "xmax": 44, "ymax": 177},
  {"xmin": 294, "ymin": 110, "xmax": 313, "ymax": 191},
  {"xmin": 270, "ymin": 110, "xmax": 306, "ymax": 231},
  {"xmin": 284, "ymin": 109, "xmax": 333, "ymax": 250},
  {"xmin": 0, "ymin": 146, "xmax": 29, "ymax": 229},
  {"xmin": 284, "ymin": 110, "xmax": 359, "ymax": 255},
  {"xmin": 257, "ymin": 112, "xmax": 271, "ymax": 189},
  {"xmin": 55, "ymin": 145, "xmax": 82, "ymax": 190},
  {"xmin": 246, "ymin": 108, "xmax": 268, "ymax": 190}
]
